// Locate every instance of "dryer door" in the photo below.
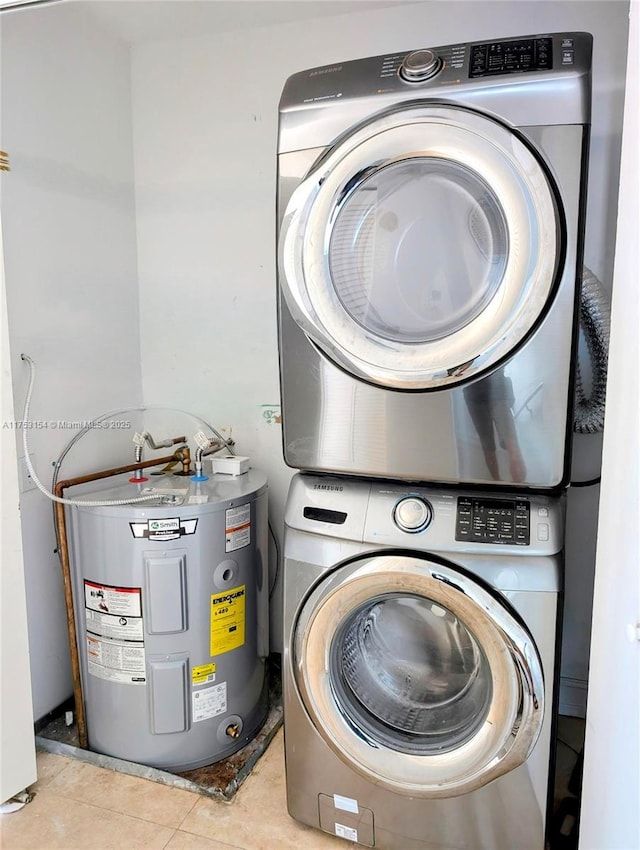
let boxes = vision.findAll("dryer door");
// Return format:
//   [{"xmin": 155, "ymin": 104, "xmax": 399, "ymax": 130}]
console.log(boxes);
[
  {"xmin": 279, "ymin": 105, "xmax": 561, "ymax": 390},
  {"xmin": 293, "ymin": 554, "xmax": 544, "ymax": 798}
]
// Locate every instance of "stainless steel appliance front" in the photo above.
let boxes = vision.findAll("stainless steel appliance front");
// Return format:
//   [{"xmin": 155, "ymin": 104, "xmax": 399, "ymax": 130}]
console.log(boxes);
[
  {"xmin": 277, "ymin": 32, "xmax": 592, "ymax": 488},
  {"xmin": 282, "ymin": 473, "xmax": 563, "ymax": 849}
]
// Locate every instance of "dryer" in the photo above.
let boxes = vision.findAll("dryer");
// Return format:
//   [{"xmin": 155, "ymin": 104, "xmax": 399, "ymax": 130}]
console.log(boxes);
[
  {"xmin": 282, "ymin": 473, "xmax": 563, "ymax": 849},
  {"xmin": 277, "ymin": 32, "xmax": 592, "ymax": 488}
]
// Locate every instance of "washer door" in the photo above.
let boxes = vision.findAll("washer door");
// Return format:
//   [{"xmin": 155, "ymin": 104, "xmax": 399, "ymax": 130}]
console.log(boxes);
[
  {"xmin": 293, "ymin": 554, "xmax": 544, "ymax": 798},
  {"xmin": 279, "ymin": 105, "xmax": 561, "ymax": 390}
]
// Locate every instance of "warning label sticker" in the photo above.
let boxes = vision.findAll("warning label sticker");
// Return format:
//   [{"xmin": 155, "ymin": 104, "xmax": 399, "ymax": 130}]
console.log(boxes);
[
  {"xmin": 85, "ymin": 581, "xmax": 141, "ymax": 617},
  {"xmin": 192, "ymin": 681, "xmax": 227, "ymax": 723},
  {"xmin": 86, "ymin": 635, "xmax": 146, "ymax": 685},
  {"xmin": 192, "ymin": 662, "xmax": 216, "ymax": 686},
  {"xmin": 225, "ymin": 503, "xmax": 251, "ymax": 552},
  {"xmin": 335, "ymin": 824, "xmax": 358, "ymax": 842},
  {"xmin": 84, "ymin": 581, "xmax": 143, "ymax": 642},
  {"xmin": 86, "ymin": 609, "xmax": 143, "ymax": 642},
  {"xmin": 210, "ymin": 585, "xmax": 246, "ymax": 655},
  {"xmin": 84, "ymin": 581, "xmax": 145, "ymax": 686}
]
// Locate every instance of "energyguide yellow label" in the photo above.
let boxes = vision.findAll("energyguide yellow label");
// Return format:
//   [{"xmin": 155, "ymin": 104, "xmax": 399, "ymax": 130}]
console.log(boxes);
[{"xmin": 210, "ymin": 585, "xmax": 246, "ymax": 655}]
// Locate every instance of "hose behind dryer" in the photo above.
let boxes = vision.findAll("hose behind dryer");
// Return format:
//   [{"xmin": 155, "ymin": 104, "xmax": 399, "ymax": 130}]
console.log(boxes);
[{"xmin": 574, "ymin": 266, "xmax": 610, "ymax": 434}]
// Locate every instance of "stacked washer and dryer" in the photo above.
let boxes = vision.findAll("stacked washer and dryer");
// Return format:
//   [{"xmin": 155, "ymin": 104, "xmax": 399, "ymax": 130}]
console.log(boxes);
[{"xmin": 276, "ymin": 32, "xmax": 592, "ymax": 850}]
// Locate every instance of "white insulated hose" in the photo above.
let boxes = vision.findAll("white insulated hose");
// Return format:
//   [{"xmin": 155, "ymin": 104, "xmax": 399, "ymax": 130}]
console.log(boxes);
[{"xmin": 20, "ymin": 354, "xmax": 161, "ymax": 507}]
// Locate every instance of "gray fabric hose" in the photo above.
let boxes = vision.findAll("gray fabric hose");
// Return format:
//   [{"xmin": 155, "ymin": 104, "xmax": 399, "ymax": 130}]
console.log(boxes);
[{"xmin": 574, "ymin": 266, "xmax": 610, "ymax": 434}]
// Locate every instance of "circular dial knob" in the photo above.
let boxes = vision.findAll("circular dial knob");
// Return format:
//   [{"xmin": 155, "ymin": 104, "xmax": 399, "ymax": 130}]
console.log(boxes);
[
  {"xmin": 393, "ymin": 496, "xmax": 433, "ymax": 533},
  {"xmin": 399, "ymin": 49, "xmax": 442, "ymax": 83}
]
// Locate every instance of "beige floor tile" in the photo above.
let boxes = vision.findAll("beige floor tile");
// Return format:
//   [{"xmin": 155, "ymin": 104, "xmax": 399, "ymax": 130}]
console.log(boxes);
[
  {"xmin": 44, "ymin": 760, "xmax": 199, "ymax": 828},
  {"xmin": 179, "ymin": 731, "xmax": 345, "ymax": 850},
  {"xmin": 0, "ymin": 790, "xmax": 174, "ymax": 849},
  {"xmin": 166, "ymin": 830, "xmax": 244, "ymax": 850},
  {"xmin": 30, "ymin": 751, "xmax": 74, "ymax": 792}
]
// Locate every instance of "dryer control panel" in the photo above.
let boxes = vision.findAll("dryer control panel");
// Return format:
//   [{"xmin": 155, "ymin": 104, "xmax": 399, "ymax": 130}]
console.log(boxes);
[
  {"xmin": 279, "ymin": 32, "xmax": 592, "ymax": 119},
  {"xmin": 469, "ymin": 37, "xmax": 554, "ymax": 78}
]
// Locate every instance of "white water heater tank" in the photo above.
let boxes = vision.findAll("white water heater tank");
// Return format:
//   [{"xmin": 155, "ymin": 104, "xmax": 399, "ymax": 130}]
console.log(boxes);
[{"xmin": 66, "ymin": 469, "xmax": 269, "ymax": 771}]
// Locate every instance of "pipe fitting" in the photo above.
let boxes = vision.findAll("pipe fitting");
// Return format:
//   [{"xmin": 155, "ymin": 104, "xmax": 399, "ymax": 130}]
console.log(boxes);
[
  {"xmin": 140, "ymin": 431, "xmax": 187, "ymax": 450},
  {"xmin": 130, "ymin": 444, "xmax": 148, "ymax": 483},
  {"xmin": 172, "ymin": 446, "xmax": 192, "ymax": 476}
]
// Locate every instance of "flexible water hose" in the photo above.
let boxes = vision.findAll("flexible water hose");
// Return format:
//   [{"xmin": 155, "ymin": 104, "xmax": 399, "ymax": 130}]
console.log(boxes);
[
  {"xmin": 21, "ymin": 354, "xmax": 161, "ymax": 507},
  {"xmin": 574, "ymin": 266, "xmax": 610, "ymax": 434}
]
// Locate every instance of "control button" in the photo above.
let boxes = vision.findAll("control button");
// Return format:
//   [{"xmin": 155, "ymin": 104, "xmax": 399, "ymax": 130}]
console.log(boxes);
[
  {"xmin": 399, "ymin": 49, "xmax": 443, "ymax": 83},
  {"xmin": 562, "ymin": 50, "xmax": 574, "ymax": 65},
  {"xmin": 394, "ymin": 496, "xmax": 432, "ymax": 532},
  {"xmin": 561, "ymin": 38, "xmax": 574, "ymax": 48},
  {"xmin": 538, "ymin": 507, "xmax": 549, "ymax": 517},
  {"xmin": 537, "ymin": 523, "xmax": 550, "ymax": 542}
]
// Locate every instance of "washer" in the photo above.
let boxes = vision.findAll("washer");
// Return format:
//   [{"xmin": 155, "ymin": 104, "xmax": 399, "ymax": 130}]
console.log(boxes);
[
  {"xmin": 277, "ymin": 32, "xmax": 592, "ymax": 488},
  {"xmin": 283, "ymin": 473, "xmax": 563, "ymax": 849}
]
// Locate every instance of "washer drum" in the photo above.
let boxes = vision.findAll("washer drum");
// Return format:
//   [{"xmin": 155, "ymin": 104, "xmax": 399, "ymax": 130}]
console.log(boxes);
[{"xmin": 66, "ymin": 469, "xmax": 269, "ymax": 771}]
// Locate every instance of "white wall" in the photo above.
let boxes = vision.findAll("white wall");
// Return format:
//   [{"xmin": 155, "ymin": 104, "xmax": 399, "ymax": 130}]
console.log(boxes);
[
  {"xmin": 580, "ymin": 3, "xmax": 640, "ymax": 845},
  {"xmin": 131, "ymin": 0, "xmax": 629, "ymax": 654},
  {"xmin": 0, "ymin": 0, "xmax": 629, "ymax": 719},
  {"xmin": 1, "ymin": 4, "xmax": 142, "ymax": 719},
  {"xmin": 1, "ymin": 136, "xmax": 37, "ymax": 801}
]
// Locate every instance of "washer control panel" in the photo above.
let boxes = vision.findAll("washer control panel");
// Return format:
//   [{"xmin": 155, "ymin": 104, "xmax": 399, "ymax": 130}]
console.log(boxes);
[
  {"xmin": 456, "ymin": 496, "xmax": 530, "ymax": 545},
  {"xmin": 393, "ymin": 496, "xmax": 433, "ymax": 533},
  {"xmin": 287, "ymin": 474, "xmax": 563, "ymax": 555}
]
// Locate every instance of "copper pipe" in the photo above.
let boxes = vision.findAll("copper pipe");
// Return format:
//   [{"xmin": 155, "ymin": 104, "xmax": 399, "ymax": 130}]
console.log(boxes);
[
  {"xmin": 54, "ymin": 455, "xmax": 177, "ymax": 496},
  {"xmin": 53, "ymin": 453, "xmax": 178, "ymax": 749}
]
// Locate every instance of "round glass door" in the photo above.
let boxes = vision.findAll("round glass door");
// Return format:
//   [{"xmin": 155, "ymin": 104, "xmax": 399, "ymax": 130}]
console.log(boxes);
[
  {"xmin": 329, "ymin": 158, "xmax": 507, "ymax": 344},
  {"xmin": 294, "ymin": 555, "xmax": 544, "ymax": 798},
  {"xmin": 332, "ymin": 593, "xmax": 493, "ymax": 754},
  {"xmin": 279, "ymin": 105, "xmax": 561, "ymax": 390}
]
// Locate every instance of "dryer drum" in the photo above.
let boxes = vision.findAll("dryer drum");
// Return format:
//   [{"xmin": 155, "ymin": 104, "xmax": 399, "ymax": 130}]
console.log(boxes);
[{"xmin": 327, "ymin": 157, "xmax": 509, "ymax": 345}]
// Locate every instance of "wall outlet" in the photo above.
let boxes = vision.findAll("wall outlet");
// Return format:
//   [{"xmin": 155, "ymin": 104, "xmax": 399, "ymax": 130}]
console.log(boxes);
[
  {"xmin": 260, "ymin": 404, "xmax": 282, "ymax": 426},
  {"xmin": 18, "ymin": 453, "xmax": 37, "ymax": 493}
]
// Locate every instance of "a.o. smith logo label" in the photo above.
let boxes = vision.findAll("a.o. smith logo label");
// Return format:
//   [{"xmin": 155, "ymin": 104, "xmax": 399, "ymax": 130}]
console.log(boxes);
[
  {"xmin": 149, "ymin": 518, "xmax": 179, "ymax": 532},
  {"xmin": 313, "ymin": 483, "xmax": 344, "ymax": 492},
  {"xmin": 129, "ymin": 517, "xmax": 198, "ymax": 541}
]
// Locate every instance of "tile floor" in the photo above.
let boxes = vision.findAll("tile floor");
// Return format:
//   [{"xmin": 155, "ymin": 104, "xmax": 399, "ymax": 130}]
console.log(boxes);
[
  {"xmin": 2, "ymin": 718, "xmax": 585, "ymax": 850},
  {"xmin": 0, "ymin": 729, "xmax": 345, "ymax": 850}
]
